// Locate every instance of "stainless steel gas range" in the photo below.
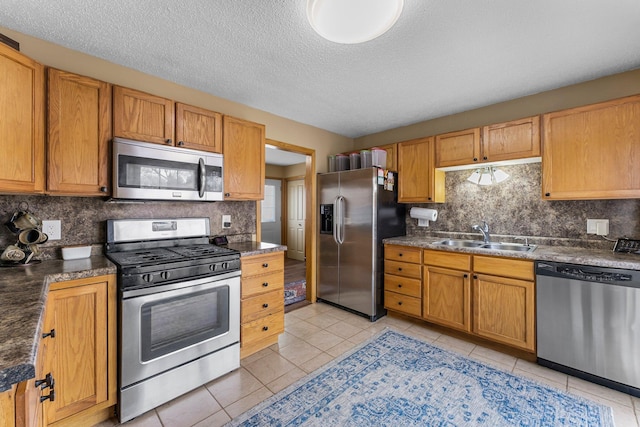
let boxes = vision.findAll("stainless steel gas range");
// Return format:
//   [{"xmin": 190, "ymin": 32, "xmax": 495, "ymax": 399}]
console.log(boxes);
[{"xmin": 105, "ymin": 218, "xmax": 241, "ymax": 423}]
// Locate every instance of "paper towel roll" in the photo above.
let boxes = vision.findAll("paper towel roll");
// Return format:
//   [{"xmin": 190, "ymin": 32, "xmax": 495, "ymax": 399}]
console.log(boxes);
[{"xmin": 409, "ymin": 207, "xmax": 438, "ymax": 221}]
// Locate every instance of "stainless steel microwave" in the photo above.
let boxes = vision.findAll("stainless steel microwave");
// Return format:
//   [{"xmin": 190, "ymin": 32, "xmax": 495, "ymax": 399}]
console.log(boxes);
[{"xmin": 112, "ymin": 137, "xmax": 224, "ymax": 201}]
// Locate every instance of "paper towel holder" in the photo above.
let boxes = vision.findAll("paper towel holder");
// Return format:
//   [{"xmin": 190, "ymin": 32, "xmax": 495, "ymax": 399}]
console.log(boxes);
[{"xmin": 410, "ymin": 207, "xmax": 437, "ymax": 227}]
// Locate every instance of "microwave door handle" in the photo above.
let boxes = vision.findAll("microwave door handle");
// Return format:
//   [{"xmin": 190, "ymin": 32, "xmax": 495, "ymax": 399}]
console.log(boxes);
[{"xmin": 198, "ymin": 158, "xmax": 206, "ymax": 198}]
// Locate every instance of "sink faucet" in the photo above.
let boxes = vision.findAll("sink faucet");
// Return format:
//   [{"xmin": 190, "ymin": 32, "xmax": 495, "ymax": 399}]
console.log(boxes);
[{"xmin": 472, "ymin": 221, "xmax": 491, "ymax": 244}]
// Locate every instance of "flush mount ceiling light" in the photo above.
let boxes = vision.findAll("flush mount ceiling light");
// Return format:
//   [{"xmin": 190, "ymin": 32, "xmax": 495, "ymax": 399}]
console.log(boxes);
[
  {"xmin": 467, "ymin": 166, "xmax": 510, "ymax": 186},
  {"xmin": 307, "ymin": 0, "xmax": 404, "ymax": 44}
]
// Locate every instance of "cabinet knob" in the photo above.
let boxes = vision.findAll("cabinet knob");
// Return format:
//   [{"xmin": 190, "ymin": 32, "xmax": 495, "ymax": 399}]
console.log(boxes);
[
  {"xmin": 483, "ymin": 156, "xmax": 488, "ymax": 160},
  {"xmin": 262, "ymin": 282, "xmax": 269, "ymax": 287},
  {"xmin": 463, "ymin": 274, "xmax": 468, "ymax": 278},
  {"xmin": 165, "ymin": 139, "xmax": 172, "ymax": 145},
  {"xmin": 398, "ymin": 301, "xmax": 403, "ymax": 306},
  {"xmin": 262, "ymin": 326, "xmax": 269, "ymax": 331},
  {"xmin": 473, "ymin": 157, "xmax": 478, "ymax": 161},
  {"xmin": 178, "ymin": 140, "xmax": 184, "ymax": 146},
  {"xmin": 225, "ymin": 193, "xmax": 230, "ymax": 197},
  {"xmin": 100, "ymin": 186, "xmax": 108, "ymax": 193},
  {"xmin": 473, "ymin": 275, "xmax": 478, "ymax": 279},
  {"xmin": 35, "ymin": 373, "xmax": 54, "ymax": 390},
  {"xmin": 545, "ymin": 193, "xmax": 551, "ymax": 197},
  {"xmin": 42, "ymin": 329, "xmax": 55, "ymax": 339},
  {"xmin": 262, "ymin": 263, "xmax": 269, "ymax": 268},
  {"xmin": 398, "ymin": 267, "xmax": 402, "ymax": 271},
  {"xmin": 263, "ymin": 303, "xmax": 269, "ymax": 308},
  {"xmin": 397, "ymin": 284, "xmax": 402, "ymax": 288},
  {"xmin": 427, "ymin": 197, "xmax": 432, "ymax": 201},
  {"xmin": 399, "ymin": 253, "xmax": 403, "ymax": 257}
]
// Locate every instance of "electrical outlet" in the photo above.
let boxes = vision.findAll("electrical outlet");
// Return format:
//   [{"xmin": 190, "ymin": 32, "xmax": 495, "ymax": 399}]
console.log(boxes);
[
  {"xmin": 587, "ymin": 219, "xmax": 609, "ymax": 236},
  {"xmin": 42, "ymin": 220, "xmax": 62, "ymax": 240},
  {"xmin": 222, "ymin": 215, "xmax": 231, "ymax": 229}
]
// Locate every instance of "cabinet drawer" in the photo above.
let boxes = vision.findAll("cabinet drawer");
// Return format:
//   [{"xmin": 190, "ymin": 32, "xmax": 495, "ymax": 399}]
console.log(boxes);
[
  {"xmin": 474, "ymin": 256, "xmax": 534, "ymax": 281},
  {"xmin": 242, "ymin": 271, "xmax": 284, "ymax": 298},
  {"xmin": 241, "ymin": 289, "xmax": 284, "ymax": 323},
  {"xmin": 385, "ymin": 245, "xmax": 422, "ymax": 264},
  {"xmin": 241, "ymin": 313, "xmax": 284, "ymax": 346},
  {"xmin": 423, "ymin": 250, "xmax": 471, "ymax": 271},
  {"xmin": 384, "ymin": 291, "xmax": 422, "ymax": 317},
  {"xmin": 384, "ymin": 274, "xmax": 421, "ymax": 297},
  {"xmin": 241, "ymin": 253, "xmax": 284, "ymax": 277},
  {"xmin": 385, "ymin": 260, "xmax": 421, "ymax": 279}
]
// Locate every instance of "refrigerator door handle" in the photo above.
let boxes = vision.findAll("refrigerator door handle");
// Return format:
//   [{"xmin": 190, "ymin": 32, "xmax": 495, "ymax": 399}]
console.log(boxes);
[
  {"xmin": 337, "ymin": 196, "xmax": 346, "ymax": 245},
  {"xmin": 333, "ymin": 196, "xmax": 340, "ymax": 245}
]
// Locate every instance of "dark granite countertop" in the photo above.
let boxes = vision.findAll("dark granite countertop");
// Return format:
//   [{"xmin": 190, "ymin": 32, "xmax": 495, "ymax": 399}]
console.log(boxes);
[
  {"xmin": 0, "ymin": 256, "xmax": 116, "ymax": 392},
  {"xmin": 384, "ymin": 236, "xmax": 640, "ymax": 270},
  {"xmin": 226, "ymin": 241, "xmax": 287, "ymax": 257}
]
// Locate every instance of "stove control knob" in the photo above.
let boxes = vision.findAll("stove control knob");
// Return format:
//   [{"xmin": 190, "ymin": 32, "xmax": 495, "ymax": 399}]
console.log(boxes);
[
  {"xmin": 142, "ymin": 274, "xmax": 153, "ymax": 282},
  {"xmin": 209, "ymin": 264, "xmax": 216, "ymax": 271},
  {"xmin": 222, "ymin": 262, "xmax": 228, "ymax": 269},
  {"xmin": 160, "ymin": 271, "xmax": 170, "ymax": 280}
]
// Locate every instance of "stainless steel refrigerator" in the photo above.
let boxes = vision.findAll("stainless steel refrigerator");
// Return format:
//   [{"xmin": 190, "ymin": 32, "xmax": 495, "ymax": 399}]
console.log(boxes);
[{"xmin": 317, "ymin": 168, "xmax": 406, "ymax": 320}]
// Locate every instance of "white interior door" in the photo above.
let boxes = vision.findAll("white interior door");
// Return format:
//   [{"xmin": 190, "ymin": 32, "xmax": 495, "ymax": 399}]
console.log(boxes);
[
  {"xmin": 261, "ymin": 179, "xmax": 282, "ymax": 244},
  {"xmin": 287, "ymin": 179, "xmax": 306, "ymax": 261}
]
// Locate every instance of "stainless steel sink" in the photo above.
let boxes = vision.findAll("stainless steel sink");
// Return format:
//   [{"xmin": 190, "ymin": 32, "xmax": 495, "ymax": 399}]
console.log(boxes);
[
  {"xmin": 434, "ymin": 239, "xmax": 484, "ymax": 248},
  {"xmin": 433, "ymin": 239, "xmax": 536, "ymax": 252}
]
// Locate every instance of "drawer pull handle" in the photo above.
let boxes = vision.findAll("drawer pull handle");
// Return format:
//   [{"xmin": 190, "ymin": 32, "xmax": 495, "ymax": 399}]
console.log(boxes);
[
  {"xmin": 398, "ymin": 301, "xmax": 403, "ymax": 306},
  {"xmin": 262, "ymin": 263, "xmax": 269, "ymax": 268},
  {"xmin": 463, "ymin": 274, "xmax": 468, "ymax": 278},
  {"xmin": 262, "ymin": 282, "xmax": 269, "ymax": 287},
  {"xmin": 40, "ymin": 390, "xmax": 55, "ymax": 403},
  {"xmin": 35, "ymin": 373, "xmax": 54, "ymax": 390},
  {"xmin": 398, "ymin": 267, "xmax": 402, "ymax": 271},
  {"xmin": 397, "ymin": 284, "xmax": 402, "ymax": 288},
  {"xmin": 42, "ymin": 329, "xmax": 55, "ymax": 339},
  {"xmin": 262, "ymin": 326, "xmax": 269, "ymax": 331},
  {"xmin": 399, "ymin": 253, "xmax": 403, "ymax": 257},
  {"xmin": 263, "ymin": 303, "xmax": 269, "ymax": 308}
]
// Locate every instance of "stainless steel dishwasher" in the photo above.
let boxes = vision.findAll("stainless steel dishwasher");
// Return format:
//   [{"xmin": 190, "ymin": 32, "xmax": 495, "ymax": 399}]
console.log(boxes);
[{"xmin": 536, "ymin": 261, "xmax": 640, "ymax": 397}]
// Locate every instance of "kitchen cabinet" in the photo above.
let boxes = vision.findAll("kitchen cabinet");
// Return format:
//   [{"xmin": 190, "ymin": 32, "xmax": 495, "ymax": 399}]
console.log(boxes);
[
  {"xmin": 384, "ymin": 245, "xmax": 422, "ymax": 318},
  {"xmin": 397, "ymin": 136, "xmax": 445, "ymax": 203},
  {"xmin": 473, "ymin": 256, "xmax": 535, "ymax": 352},
  {"xmin": 435, "ymin": 116, "xmax": 540, "ymax": 168},
  {"xmin": 223, "ymin": 115, "xmax": 265, "ymax": 200},
  {"xmin": 375, "ymin": 143, "xmax": 397, "ymax": 171},
  {"xmin": 28, "ymin": 275, "xmax": 117, "ymax": 427},
  {"xmin": 47, "ymin": 69, "xmax": 111, "ymax": 196},
  {"xmin": 1, "ymin": 386, "xmax": 16, "ymax": 427},
  {"xmin": 0, "ymin": 43, "xmax": 45, "ymax": 194},
  {"xmin": 435, "ymin": 128, "xmax": 481, "ymax": 168},
  {"xmin": 422, "ymin": 250, "xmax": 471, "ymax": 333},
  {"xmin": 113, "ymin": 86, "xmax": 174, "ymax": 145},
  {"xmin": 240, "ymin": 252, "xmax": 284, "ymax": 358},
  {"xmin": 542, "ymin": 94, "xmax": 640, "ymax": 200},
  {"xmin": 175, "ymin": 102, "xmax": 222, "ymax": 153}
]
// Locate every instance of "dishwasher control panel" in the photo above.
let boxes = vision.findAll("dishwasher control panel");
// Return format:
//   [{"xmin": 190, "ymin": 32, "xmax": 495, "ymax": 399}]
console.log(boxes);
[{"xmin": 557, "ymin": 266, "xmax": 632, "ymax": 282}]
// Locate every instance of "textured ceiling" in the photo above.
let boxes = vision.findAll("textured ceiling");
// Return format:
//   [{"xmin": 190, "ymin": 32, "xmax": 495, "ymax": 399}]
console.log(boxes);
[{"xmin": 1, "ymin": 1, "xmax": 640, "ymax": 138}]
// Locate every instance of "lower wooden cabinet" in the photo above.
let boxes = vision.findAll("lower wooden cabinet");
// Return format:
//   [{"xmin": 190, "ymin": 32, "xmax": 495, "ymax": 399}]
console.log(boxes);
[
  {"xmin": 240, "ymin": 252, "xmax": 285, "ymax": 358},
  {"xmin": 473, "ymin": 256, "xmax": 536, "ymax": 352},
  {"xmin": 16, "ymin": 274, "xmax": 117, "ymax": 427},
  {"xmin": 384, "ymin": 246, "xmax": 536, "ymax": 353}
]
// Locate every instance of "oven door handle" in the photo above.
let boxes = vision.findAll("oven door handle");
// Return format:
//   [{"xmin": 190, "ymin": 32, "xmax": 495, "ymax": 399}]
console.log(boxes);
[{"xmin": 198, "ymin": 157, "xmax": 206, "ymax": 198}]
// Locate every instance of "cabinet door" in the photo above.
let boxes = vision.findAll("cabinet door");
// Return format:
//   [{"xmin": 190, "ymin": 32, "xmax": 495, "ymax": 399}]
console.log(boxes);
[
  {"xmin": 375, "ymin": 143, "xmax": 397, "ymax": 171},
  {"xmin": 0, "ymin": 44, "xmax": 45, "ymax": 194},
  {"xmin": 113, "ymin": 86, "xmax": 174, "ymax": 145},
  {"xmin": 397, "ymin": 136, "xmax": 444, "ymax": 203},
  {"xmin": 223, "ymin": 115, "xmax": 265, "ymax": 200},
  {"xmin": 423, "ymin": 266, "xmax": 471, "ymax": 332},
  {"xmin": 473, "ymin": 274, "xmax": 535, "ymax": 352},
  {"xmin": 435, "ymin": 128, "xmax": 480, "ymax": 168},
  {"xmin": 47, "ymin": 69, "xmax": 111, "ymax": 196},
  {"xmin": 481, "ymin": 116, "xmax": 540, "ymax": 163},
  {"xmin": 542, "ymin": 94, "xmax": 640, "ymax": 200},
  {"xmin": 175, "ymin": 103, "xmax": 222, "ymax": 153},
  {"xmin": 41, "ymin": 276, "xmax": 116, "ymax": 425}
]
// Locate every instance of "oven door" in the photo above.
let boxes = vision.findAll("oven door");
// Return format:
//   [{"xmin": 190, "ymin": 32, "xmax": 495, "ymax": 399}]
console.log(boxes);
[{"xmin": 120, "ymin": 273, "xmax": 240, "ymax": 388}]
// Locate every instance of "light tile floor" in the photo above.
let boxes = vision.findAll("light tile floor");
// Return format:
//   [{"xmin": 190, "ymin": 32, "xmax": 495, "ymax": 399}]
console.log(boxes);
[{"xmin": 98, "ymin": 302, "xmax": 640, "ymax": 427}]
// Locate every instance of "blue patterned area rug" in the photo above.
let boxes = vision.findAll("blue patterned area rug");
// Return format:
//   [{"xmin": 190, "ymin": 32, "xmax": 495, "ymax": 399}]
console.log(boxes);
[
  {"xmin": 284, "ymin": 279, "xmax": 306, "ymax": 306},
  {"xmin": 226, "ymin": 329, "xmax": 614, "ymax": 427}
]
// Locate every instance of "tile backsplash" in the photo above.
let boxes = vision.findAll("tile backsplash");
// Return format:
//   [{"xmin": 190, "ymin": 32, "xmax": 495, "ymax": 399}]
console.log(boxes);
[
  {"xmin": 406, "ymin": 163, "xmax": 640, "ymax": 249},
  {"xmin": 0, "ymin": 195, "xmax": 256, "ymax": 259}
]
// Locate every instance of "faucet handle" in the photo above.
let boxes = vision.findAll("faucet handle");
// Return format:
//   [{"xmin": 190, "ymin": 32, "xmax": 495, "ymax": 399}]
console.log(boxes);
[{"xmin": 516, "ymin": 237, "xmax": 529, "ymax": 246}]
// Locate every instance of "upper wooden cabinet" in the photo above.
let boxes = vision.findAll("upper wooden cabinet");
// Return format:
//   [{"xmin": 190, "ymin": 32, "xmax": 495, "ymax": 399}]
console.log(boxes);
[
  {"xmin": 223, "ymin": 115, "xmax": 265, "ymax": 200},
  {"xmin": 435, "ymin": 128, "xmax": 481, "ymax": 168},
  {"xmin": 47, "ymin": 69, "xmax": 111, "ymax": 196},
  {"xmin": 175, "ymin": 102, "xmax": 222, "ymax": 153},
  {"xmin": 375, "ymin": 143, "xmax": 397, "ymax": 171},
  {"xmin": 113, "ymin": 86, "xmax": 174, "ymax": 145},
  {"xmin": 542, "ymin": 95, "xmax": 640, "ymax": 200},
  {"xmin": 0, "ymin": 43, "xmax": 45, "ymax": 194},
  {"xmin": 482, "ymin": 116, "xmax": 540, "ymax": 163},
  {"xmin": 397, "ymin": 136, "xmax": 445, "ymax": 203},
  {"xmin": 435, "ymin": 116, "xmax": 540, "ymax": 168}
]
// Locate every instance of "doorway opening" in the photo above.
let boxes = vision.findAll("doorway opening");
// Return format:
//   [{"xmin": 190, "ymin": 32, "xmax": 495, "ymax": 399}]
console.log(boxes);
[{"xmin": 259, "ymin": 139, "xmax": 316, "ymax": 308}]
